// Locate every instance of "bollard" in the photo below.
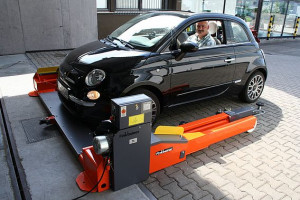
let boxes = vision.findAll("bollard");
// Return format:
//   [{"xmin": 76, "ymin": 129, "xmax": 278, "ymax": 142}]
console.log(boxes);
[
  {"xmin": 294, "ymin": 17, "xmax": 300, "ymax": 38},
  {"xmin": 267, "ymin": 15, "xmax": 274, "ymax": 40}
]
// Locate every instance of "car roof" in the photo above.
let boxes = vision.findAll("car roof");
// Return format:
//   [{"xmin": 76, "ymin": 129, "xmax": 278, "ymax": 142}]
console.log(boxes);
[
  {"xmin": 148, "ymin": 10, "xmax": 195, "ymax": 17},
  {"xmin": 148, "ymin": 11, "xmax": 246, "ymax": 24}
]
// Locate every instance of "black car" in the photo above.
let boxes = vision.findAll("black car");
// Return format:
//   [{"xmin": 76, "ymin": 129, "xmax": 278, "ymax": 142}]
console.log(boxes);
[{"xmin": 57, "ymin": 11, "xmax": 267, "ymax": 123}]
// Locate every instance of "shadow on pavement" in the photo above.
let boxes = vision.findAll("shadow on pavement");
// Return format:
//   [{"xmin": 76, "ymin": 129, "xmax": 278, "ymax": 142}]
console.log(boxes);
[{"xmin": 145, "ymin": 94, "xmax": 282, "ymax": 199}]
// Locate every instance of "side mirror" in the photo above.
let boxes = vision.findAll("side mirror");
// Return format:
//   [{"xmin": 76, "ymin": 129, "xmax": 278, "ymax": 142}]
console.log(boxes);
[
  {"xmin": 180, "ymin": 41, "xmax": 198, "ymax": 53},
  {"xmin": 175, "ymin": 41, "xmax": 198, "ymax": 61}
]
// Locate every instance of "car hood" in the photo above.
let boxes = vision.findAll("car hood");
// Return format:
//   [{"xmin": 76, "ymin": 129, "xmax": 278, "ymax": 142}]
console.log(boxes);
[{"xmin": 63, "ymin": 40, "xmax": 151, "ymax": 72}]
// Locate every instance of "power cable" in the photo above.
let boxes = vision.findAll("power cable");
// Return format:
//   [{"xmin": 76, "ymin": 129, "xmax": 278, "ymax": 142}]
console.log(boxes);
[{"xmin": 72, "ymin": 158, "xmax": 109, "ymax": 200}]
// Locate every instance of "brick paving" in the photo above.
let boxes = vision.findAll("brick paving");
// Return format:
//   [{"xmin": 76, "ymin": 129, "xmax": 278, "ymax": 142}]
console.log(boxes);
[
  {"xmin": 26, "ymin": 50, "xmax": 71, "ymax": 68},
  {"xmin": 26, "ymin": 40, "xmax": 300, "ymax": 200}
]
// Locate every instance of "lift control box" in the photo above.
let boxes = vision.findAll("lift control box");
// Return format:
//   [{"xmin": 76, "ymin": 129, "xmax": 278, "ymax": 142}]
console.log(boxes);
[
  {"xmin": 111, "ymin": 94, "xmax": 152, "ymax": 129},
  {"xmin": 110, "ymin": 94, "xmax": 152, "ymax": 190}
]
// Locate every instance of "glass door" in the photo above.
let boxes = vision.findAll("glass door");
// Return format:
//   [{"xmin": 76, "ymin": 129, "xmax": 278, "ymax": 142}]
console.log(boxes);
[
  {"xmin": 258, "ymin": 0, "xmax": 288, "ymax": 37},
  {"xmin": 282, "ymin": 1, "xmax": 300, "ymax": 36},
  {"xmin": 224, "ymin": 0, "xmax": 259, "ymax": 29}
]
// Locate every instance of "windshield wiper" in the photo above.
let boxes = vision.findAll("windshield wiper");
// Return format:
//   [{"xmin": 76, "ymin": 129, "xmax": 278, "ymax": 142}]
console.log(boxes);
[
  {"xmin": 106, "ymin": 36, "xmax": 114, "ymax": 43},
  {"xmin": 108, "ymin": 35, "xmax": 135, "ymax": 49}
]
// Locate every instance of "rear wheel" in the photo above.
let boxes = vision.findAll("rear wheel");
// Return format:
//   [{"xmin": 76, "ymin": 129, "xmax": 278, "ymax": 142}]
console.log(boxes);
[
  {"xmin": 240, "ymin": 71, "xmax": 265, "ymax": 103},
  {"xmin": 128, "ymin": 89, "xmax": 160, "ymax": 123}
]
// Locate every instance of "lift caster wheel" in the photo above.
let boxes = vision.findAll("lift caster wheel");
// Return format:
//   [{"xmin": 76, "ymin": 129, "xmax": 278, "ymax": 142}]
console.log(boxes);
[{"xmin": 246, "ymin": 120, "xmax": 257, "ymax": 133}]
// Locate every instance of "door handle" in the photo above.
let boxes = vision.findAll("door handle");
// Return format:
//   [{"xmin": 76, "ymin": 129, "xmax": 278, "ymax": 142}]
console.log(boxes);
[{"xmin": 224, "ymin": 58, "xmax": 235, "ymax": 62}]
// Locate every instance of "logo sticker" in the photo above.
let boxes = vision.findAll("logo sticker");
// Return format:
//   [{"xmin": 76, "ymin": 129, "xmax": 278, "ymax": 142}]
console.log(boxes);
[
  {"xmin": 143, "ymin": 101, "xmax": 151, "ymax": 112},
  {"xmin": 155, "ymin": 147, "xmax": 173, "ymax": 156},
  {"xmin": 129, "ymin": 138, "xmax": 137, "ymax": 144},
  {"xmin": 121, "ymin": 106, "xmax": 126, "ymax": 117},
  {"xmin": 135, "ymin": 104, "xmax": 139, "ymax": 110}
]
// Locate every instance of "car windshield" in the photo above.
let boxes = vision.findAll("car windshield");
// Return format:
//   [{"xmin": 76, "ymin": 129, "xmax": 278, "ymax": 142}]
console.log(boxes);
[{"xmin": 109, "ymin": 13, "xmax": 186, "ymax": 51}]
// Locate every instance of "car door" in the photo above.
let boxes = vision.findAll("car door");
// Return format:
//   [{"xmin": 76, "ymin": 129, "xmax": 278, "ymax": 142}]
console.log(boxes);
[
  {"xmin": 167, "ymin": 21, "xmax": 236, "ymax": 106},
  {"xmin": 224, "ymin": 20, "xmax": 261, "ymax": 83}
]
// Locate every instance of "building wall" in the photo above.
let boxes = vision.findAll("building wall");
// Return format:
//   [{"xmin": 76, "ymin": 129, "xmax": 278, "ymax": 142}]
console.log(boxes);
[
  {"xmin": 0, "ymin": 0, "xmax": 98, "ymax": 55},
  {"xmin": 97, "ymin": 13, "xmax": 138, "ymax": 39},
  {"xmin": 0, "ymin": 0, "xmax": 25, "ymax": 55},
  {"xmin": 96, "ymin": 0, "xmax": 181, "ymax": 39}
]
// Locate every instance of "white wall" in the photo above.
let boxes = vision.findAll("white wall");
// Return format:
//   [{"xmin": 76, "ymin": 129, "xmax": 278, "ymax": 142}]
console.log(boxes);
[{"xmin": 0, "ymin": 0, "xmax": 97, "ymax": 55}]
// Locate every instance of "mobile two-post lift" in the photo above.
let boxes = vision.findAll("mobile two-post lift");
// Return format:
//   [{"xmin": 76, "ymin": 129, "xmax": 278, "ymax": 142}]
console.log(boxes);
[{"xmin": 29, "ymin": 67, "xmax": 264, "ymax": 195}]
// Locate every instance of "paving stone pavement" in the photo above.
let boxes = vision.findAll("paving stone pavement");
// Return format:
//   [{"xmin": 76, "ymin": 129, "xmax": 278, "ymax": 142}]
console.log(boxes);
[
  {"xmin": 26, "ymin": 40, "xmax": 300, "ymax": 200},
  {"xmin": 26, "ymin": 50, "xmax": 71, "ymax": 68}
]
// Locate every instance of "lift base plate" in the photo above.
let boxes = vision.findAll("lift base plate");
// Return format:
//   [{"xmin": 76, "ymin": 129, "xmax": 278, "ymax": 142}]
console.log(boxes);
[{"xmin": 39, "ymin": 91, "xmax": 93, "ymax": 155}]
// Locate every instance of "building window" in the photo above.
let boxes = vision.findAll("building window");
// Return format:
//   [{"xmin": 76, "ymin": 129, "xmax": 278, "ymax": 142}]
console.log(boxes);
[
  {"xmin": 225, "ymin": 0, "xmax": 259, "ymax": 29},
  {"xmin": 142, "ymin": 0, "xmax": 162, "ymax": 10},
  {"xmin": 181, "ymin": 0, "xmax": 224, "ymax": 13},
  {"xmin": 97, "ymin": 0, "xmax": 108, "ymax": 9},
  {"xmin": 114, "ymin": 0, "xmax": 163, "ymax": 10},
  {"xmin": 97, "ymin": 0, "xmax": 165, "ymax": 12},
  {"xmin": 116, "ymin": 0, "xmax": 138, "ymax": 9}
]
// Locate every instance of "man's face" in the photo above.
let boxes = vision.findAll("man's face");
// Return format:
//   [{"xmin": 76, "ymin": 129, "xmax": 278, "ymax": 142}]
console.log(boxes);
[{"xmin": 196, "ymin": 21, "xmax": 209, "ymax": 38}]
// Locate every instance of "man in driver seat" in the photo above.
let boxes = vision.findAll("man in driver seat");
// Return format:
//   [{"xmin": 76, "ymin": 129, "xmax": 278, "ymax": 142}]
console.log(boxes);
[{"xmin": 188, "ymin": 21, "xmax": 216, "ymax": 47}]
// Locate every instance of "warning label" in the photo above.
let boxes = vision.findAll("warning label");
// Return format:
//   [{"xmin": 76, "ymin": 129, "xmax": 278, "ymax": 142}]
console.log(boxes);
[{"xmin": 121, "ymin": 106, "xmax": 126, "ymax": 117}]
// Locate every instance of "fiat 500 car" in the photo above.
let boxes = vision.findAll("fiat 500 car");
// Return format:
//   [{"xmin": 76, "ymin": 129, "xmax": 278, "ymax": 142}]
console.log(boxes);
[{"xmin": 57, "ymin": 11, "xmax": 267, "ymax": 123}]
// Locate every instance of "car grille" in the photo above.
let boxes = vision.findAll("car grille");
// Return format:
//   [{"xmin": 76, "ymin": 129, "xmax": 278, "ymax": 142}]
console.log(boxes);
[
  {"xmin": 58, "ymin": 64, "xmax": 86, "ymax": 99},
  {"xmin": 59, "ymin": 64, "xmax": 83, "ymax": 85}
]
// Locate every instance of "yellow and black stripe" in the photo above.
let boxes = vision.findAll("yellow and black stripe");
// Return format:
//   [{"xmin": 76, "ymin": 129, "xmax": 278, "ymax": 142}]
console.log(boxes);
[
  {"xmin": 294, "ymin": 17, "xmax": 300, "ymax": 38},
  {"xmin": 267, "ymin": 15, "xmax": 274, "ymax": 39}
]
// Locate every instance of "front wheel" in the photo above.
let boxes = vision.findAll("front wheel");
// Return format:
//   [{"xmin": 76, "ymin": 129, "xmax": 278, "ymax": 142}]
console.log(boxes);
[
  {"xmin": 240, "ymin": 71, "xmax": 265, "ymax": 103},
  {"xmin": 128, "ymin": 89, "xmax": 160, "ymax": 123}
]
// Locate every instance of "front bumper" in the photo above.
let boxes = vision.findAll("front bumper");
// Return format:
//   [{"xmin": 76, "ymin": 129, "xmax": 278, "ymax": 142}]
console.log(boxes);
[
  {"xmin": 57, "ymin": 80, "xmax": 111, "ymax": 123},
  {"xmin": 58, "ymin": 80, "xmax": 96, "ymax": 107}
]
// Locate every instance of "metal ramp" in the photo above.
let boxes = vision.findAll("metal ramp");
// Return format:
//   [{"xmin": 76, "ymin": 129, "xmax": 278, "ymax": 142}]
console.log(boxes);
[{"xmin": 39, "ymin": 91, "xmax": 93, "ymax": 155}]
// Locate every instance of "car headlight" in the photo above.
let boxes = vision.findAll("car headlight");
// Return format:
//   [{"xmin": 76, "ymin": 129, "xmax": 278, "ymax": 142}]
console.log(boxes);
[{"xmin": 85, "ymin": 69, "xmax": 105, "ymax": 86}]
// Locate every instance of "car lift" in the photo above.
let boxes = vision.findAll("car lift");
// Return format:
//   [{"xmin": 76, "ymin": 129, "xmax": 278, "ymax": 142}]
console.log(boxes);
[{"xmin": 29, "ymin": 67, "xmax": 264, "ymax": 193}]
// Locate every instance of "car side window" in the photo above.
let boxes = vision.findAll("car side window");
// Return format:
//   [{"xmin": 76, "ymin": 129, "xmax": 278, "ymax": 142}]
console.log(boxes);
[
  {"xmin": 227, "ymin": 21, "xmax": 250, "ymax": 44},
  {"xmin": 168, "ymin": 20, "xmax": 225, "ymax": 52}
]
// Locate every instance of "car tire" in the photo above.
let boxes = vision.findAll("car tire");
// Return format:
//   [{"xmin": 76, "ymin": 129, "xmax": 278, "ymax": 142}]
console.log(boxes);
[
  {"xmin": 128, "ymin": 89, "xmax": 161, "ymax": 123},
  {"xmin": 240, "ymin": 71, "xmax": 265, "ymax": 103}
]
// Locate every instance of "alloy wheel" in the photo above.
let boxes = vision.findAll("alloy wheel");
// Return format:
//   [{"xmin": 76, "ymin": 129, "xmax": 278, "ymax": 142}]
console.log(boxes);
[
  {"xmin": 151, "ymin": 100, "xmax": 157, "ymax": 122},
  {"xmin": 247, "ymin": 74, "xmax": 264, "ymax": 101}
]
